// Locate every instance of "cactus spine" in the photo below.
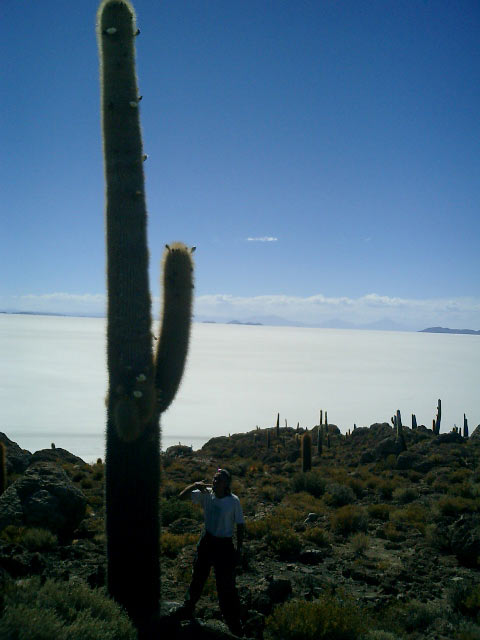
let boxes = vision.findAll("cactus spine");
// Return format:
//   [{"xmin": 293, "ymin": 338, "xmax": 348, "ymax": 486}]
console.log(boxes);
[
  {"xmin": 0, "ymin": 442, "xmax": 6, "ymax": 497},
  {"xmin": 97, "ymin": 1, "xmax": 193, "ymax": 630},
  {"xmin": 302, "ymin": 432, "xmax": 312, "ymax": 472}
]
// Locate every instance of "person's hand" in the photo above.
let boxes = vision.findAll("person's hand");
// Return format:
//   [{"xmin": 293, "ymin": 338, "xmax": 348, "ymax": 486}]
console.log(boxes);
[{"xmin": 194, "ymin": 481, "xmax": 210, "ymax": 493}]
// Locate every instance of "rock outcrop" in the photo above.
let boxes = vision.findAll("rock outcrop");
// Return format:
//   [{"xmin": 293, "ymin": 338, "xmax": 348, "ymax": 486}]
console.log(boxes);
[{"xmin": 0, "ymin": 462, "xmax": 86, "ymax": 538}]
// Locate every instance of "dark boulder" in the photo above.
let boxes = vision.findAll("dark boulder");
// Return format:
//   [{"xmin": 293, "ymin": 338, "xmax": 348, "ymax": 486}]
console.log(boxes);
[
  {"xmin": 165, "ymin": 445, "xmax": 194, "ymax": 458},
  {"xmin": 450, "ymin": 514, "xmax": 480, "ymax": 568},
  {"xmin": 395, "ymin": 451, "xmax": 423, "ymax": 470},
  {"xmin": 265, "ymin": 575, "xmax": 292, "ymax": 604},
  {"xmin": 435, "ymin": 433, "xmax": 464, "ymax": 445},
  {"xmin": 374, "ymin": 437, "xmax": 404, "ymax": 460},
  {"xmin": 0, "ymin": 433, "xmax": 32, "ymax": 474},
  {"xmin": 369, "ymin": 423, "xmax": 393, "ymax": 439},
  {"xmin": 30, "ymin": 448, "xmax": 86, "ymax": 467},
  {"xmin": 0, "ymin": 462, "xmax": 87, "ymax": 538}
]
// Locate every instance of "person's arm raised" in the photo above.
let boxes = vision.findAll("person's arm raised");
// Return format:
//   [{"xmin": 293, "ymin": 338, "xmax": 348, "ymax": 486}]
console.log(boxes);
[{"xmin": 178, "ymin": 481, "xmax": 211, "ymax": 501}]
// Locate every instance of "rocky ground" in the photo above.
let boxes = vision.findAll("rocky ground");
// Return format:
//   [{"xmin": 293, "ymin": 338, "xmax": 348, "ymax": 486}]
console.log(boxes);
[{"xmin": 1, "ymin": 421, "xmax": 480, "ymax": 639}]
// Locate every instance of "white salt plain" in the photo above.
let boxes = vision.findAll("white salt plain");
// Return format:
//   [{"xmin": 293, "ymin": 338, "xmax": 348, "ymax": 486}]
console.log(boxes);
[{"xmin": 0, "ymin": 313, "xmax": 478, "ymax": 463}]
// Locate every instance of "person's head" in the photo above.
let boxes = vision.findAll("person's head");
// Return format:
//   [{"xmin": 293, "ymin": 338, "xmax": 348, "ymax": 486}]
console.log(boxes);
[{"xmin": 212, "ymin": 468, "xmax": 231, "ymax": 497}]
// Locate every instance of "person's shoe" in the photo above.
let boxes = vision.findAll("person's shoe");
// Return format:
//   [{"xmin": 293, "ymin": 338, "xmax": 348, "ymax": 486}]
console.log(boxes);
[
  {"xmin": 227, "ymin": 621, "xmax": 244, "ymax": 637},
  {"xmin": 175, "ymin": 603, "xmax": 195, "ymax": 620}
]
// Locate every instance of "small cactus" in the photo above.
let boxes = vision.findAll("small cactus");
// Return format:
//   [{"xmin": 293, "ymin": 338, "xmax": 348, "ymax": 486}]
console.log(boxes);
[
  {"xmin": 275, "ymin": 413, "xmax": 280, "ymax": 438},
  {"xmin": 464, "ymin": 414, "xmax": 469, "ymax": 438}
]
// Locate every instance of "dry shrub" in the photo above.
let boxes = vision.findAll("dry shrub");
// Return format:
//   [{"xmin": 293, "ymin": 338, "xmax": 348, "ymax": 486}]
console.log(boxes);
[
  {"xmin": 303, "ymin": 526, "xmax": 330, "ymax": 547},
  {"xmin": 265, "ymin": 590, "xmax": 368, "ymax": 640},
  {"xmin": 331, "ymin": 505, "xmax": 368, "ymax": 536},
  {"xmin": 367, "ymin": 503, "xmax": 391, "ymax": 521},
  {"xmin": 160, "ymin": 531, "xmax": 198, "ymax": 558},
  {"xmin": 351, "ymin": 532, "xmax": 370, "ymax": 554},
  {"xmin": 436, "ymin": 495, "xmax": 478, "ymax": 518}
]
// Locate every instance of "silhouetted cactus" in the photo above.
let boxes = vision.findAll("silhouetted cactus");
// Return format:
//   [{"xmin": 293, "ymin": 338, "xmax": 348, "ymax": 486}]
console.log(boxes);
[
  {"xmin": 319, "ymin": 409, "xmax": 323, "ymax": 426},
  {"xmin": 435, "ymin": 399, "xmax": 442, "ymax": 435},
  {"xmin": 276, "ymin": 412, "xmax": 280, "ymax": 438},
  {"xmin": 396, "ymin": 409, "xmax": 407, "ymax": 452},
  {"xmin": 0, "ymin": 443, "xmax": 6, "ymax": 497},
  {"xmin": 317, "ymin": 426, "xmax": 323, "ymax": 455},
  {"xmin": 412, "ymin": 414, "xmax": 417, "ymax": 430},
  {"xmin": 464, "ymin": 414, "xmax": 469, "ymax": 438},
  {"xmin": 97, "ymin": 0, "xmax": 193, "ymax": 630},
  {"xmin": 325, "ymin": 411, "xmax": 328, "ymax": 428},
  {"xmin": 302, "ymin": 432, "xmax": 312, "ymax": 472}
]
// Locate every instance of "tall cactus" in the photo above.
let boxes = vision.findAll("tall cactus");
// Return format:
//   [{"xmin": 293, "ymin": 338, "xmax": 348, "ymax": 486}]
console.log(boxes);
[
  {"xmin": 97, "ymin": 0, "xmax": 194, "ymax": 630},
  {"xmin": 0, "ymin": 443, "xmax": 6, "ymax": 497},
  {"xmin": 396, "ymin": 409, "xmax": 407, "ymax": 452},
  {"xmin": 302, "ymin": 432, "xmax": 312, "ymax": 472},
  {"xmin": 435, "ymin": 399, "xmax": 442, "ymax": 435}
]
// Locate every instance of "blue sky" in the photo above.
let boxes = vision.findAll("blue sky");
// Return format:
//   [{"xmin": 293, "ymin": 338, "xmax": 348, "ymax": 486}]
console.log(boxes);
[{"xmin": 1, "ymin": 0, "xmax": 479, "ymax": 329}]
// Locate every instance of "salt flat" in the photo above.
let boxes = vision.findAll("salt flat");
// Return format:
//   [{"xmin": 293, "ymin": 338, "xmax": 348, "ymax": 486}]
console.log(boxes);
[{"xmin": 0, "ymin": 313, "xmax": 477, "ymax": 462}]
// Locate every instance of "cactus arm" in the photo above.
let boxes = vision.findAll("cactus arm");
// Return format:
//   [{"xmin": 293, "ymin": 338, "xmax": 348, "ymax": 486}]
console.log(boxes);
[{"xmin": 155, "ymin": 243, "xmax": 194, "ymax": 413}]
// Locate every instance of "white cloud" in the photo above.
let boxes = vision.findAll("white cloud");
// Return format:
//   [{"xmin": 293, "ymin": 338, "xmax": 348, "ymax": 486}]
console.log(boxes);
[
  {"xmin": 195, "ymin": 293, "xmax": 480, "ymax": 330},
  {"xmin": 246, "ymin": 237, "xmax": 278, "ymax": 242}
]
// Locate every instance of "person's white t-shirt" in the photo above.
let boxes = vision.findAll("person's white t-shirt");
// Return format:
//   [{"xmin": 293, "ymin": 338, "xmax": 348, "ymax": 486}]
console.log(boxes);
[{"xmin": 191, "ymin": 489, "xmax": 245, "ymax": 538}]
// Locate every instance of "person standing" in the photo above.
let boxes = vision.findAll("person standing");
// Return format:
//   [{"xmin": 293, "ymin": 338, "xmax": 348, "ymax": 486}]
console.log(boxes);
[{"xmin": 177, "ymin": 468, "xmax": 245, "ymax": 636}]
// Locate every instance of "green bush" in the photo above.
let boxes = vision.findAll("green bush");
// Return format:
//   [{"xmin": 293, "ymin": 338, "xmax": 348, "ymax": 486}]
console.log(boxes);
[
  {"xmin": 436, "ymin": 496, "xmax": 478, "ymax": 518},
  {"xmin": 367, "ymin": 504, "xmax": 391, "ymax": 521},
  {"xmin": 160, "ymin": 497, "xmax": 202, "ymax": 526},
  {"xmin": 265, "ymin": 591, "xmax": 368, "ymax": 640},
  {"xmin": 0, "ymin": 577, "xmax": 137, "ymax": 640},
  {"xmin": 377, "ymin": 481, "xmax": 394, "ymax": 501},
  {"xmin": 400, "ymin": 600, "xmax": 441, "ymax": 632},
  {"xmin": 291, "ymin": 471, "xmax": 326, "ymax": 498},
  {"xmin": 265, "ymin": 528, "xmax": 302, "ymax": 558},
  {"xmin": 160, "ymin": 531, "xmax": 198, "ymax": 558},
  {"xmin": 360, "ymin": 632, "xmax": 402, "ymax": 640},
  {"xmin": 324, "ymin": 483, "xmax": 356, "ymax": 507},
  {"xmin": 351, "ymin": 532, "xmax": 370, "ymax": 554},
  {"xmin": 21, "ymin": 528, "xmax": 58, "ymax": 552},
  {"xmin": 331, "ymin": 505, "xmax": 368, "ymax": 536},
  {"xmin": 392, "ymin": 487, "xmax": 418, "ymax": 504},
  {"xmin": 303, "ymin": 526, "xmax": 330, "ymax": 547},
  {"xmin": 449, "ymin": 580, "xmax": 480, "ymax": 618},
  {"xmin": 455, "ymin": 621, "xmax": 480, "ymax": 640}
]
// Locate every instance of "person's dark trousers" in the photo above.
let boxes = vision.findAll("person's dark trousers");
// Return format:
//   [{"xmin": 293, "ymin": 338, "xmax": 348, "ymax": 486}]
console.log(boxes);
[{"xmin": 184, "ymin": 532, "xmax": 242, "ymax": 632}]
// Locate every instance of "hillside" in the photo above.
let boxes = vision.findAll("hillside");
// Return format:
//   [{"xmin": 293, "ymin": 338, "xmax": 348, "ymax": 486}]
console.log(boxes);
[{"xmin": 1, "ymin": 421, "xmax": 480, "ymax": 639}]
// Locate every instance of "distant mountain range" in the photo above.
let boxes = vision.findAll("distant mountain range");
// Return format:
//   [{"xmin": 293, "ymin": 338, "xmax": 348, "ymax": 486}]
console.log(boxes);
[
  {"xmin": 3, "ymin": 311, "xmax": 478, "ymax": 334},
  {"xmin": 420, "ymin": 327, "xmax": 480, "ymax": 335}
]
